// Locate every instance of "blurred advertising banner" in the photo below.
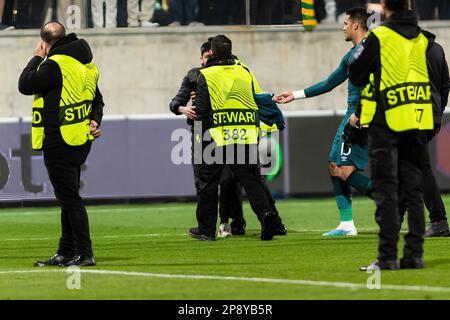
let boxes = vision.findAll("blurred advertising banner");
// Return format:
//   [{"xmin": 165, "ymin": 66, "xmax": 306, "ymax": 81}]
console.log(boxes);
[{"xmin": 1, "ymin": 112, "xmax": 450, "ymax": 202}]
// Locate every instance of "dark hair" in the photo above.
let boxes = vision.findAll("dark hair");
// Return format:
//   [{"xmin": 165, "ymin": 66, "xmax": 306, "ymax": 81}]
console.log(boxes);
[
  {"xmin": 210, "ymin": 35, "xmax": 232, "ymax": 59},
  {"xmin": 200, "ymin": 41, "xmax": 211, "ymax": 55},
  {"xmin": 40, "ymin": 21, "xmax": 66, "ymax": 47},
  {"xmin": 383, "ymin": 0, "xmax": 409, "ymax": 12},
  {"xmin": 346, "ymin": 7, "xmax": 370, "ymax": 31}
]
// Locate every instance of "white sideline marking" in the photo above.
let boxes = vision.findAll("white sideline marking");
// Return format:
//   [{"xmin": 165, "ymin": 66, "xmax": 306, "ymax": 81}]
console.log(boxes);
[
  {"xmin": 0, "ymin": 234, "xmax": 187, "ymax": 241},
  {"xmin": 0, "ymin": 229, "xmax": 381, "ymax": 242},
  {"xmin": 0, "ymin": 206, "xmax": 179, "ymax": 216},
  {"xmin": 0, "ymin": 269, "xmax": 450, "ymax": 294}
]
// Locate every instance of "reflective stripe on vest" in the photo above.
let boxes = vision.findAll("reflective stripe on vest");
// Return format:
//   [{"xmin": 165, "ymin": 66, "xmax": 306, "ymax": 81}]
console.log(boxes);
[
  {"xmin": 360, "ymin": 74, "xmax": 377, "ymax": 126},
  {"xmin": 361, "ymin": 26, "xmax": 433, "ymax": 132},
  {"xmin": 201, "ymin": 64, "xmax": 259, "ymax": 146},
  {"xmin": 32, "ymin": 54, "xmax": 99, "ymax": 149},
  {"xmin": 32, "ymin": 94, "xmax": 45, "ymax": 150}
]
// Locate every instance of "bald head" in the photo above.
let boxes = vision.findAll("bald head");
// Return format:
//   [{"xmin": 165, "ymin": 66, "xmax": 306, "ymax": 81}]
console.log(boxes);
[{"xmin": 40, "ymin": 21, "xmax": 66, "ymax": 48}]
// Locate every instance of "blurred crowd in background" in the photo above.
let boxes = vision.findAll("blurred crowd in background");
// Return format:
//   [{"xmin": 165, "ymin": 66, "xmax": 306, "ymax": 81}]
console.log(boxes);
[{"xmin": 0, "ymin": 0, "xmax": 449, "ymax": 30}]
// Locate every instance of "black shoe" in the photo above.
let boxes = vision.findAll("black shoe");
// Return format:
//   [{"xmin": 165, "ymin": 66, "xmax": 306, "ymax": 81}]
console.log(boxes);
[
  {"xmin": 400, "ymin": 257, "xmax": 425, "ymax": 269},
  {"xmin": 273, "ymin": 213, "xmax": 287, "ymax": 236},
  {"xmin": 359, "ymin": 260, "xmax": 400, "ymax": 272},
  {"xmin": 274, "ymin": 225, "xmax": 287, "ymax": 236},
  {"xmin": 230, "ymin": 219, "xmax": 246, "ymax": 236},
  {"xmin": 261, "ymin": 211, "xmax": 276, "ymax": 241},
  {"xmin": 425, "ymin": 220, "xmax": 450, "ymax": 237},
  {"xmin": 60, "ymin": 255, "xmax": 96, "ymax": 267},
  {"xmin": 34, "ymin": 253, "xmax": 73, "ymax": 267},
  {"xmin": 188, "ymin": 227, "xmax": 216, "ymax": 241}
]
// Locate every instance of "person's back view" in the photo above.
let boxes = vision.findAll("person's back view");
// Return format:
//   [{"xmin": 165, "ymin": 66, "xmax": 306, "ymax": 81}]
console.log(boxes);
[
  {"xmin": 190, "ymin": 35, "xmax": 279, "ymax": 241},
  {"xmin": 350, "ymin": 0, "xmax": 433, "ymax": 271},
  {"xmin": 19, "ymin": 21, "xmax": 104, "ymax": 267},
  {"xmin": 421, "ymin": 30, "xmax": 450, "ymax": 237}
]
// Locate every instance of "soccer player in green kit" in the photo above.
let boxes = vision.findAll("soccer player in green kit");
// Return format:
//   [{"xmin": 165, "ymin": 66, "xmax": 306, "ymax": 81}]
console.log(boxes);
[{"xmin": 275, "ymin": 7, "xmax": 373, "ymax": 236}]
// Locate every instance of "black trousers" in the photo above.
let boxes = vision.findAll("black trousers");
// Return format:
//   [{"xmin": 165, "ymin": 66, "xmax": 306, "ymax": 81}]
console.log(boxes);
[
  {"xmin": 43, "ymin": 142, "xmax": 93, "ymax": 257},
  {"xmin": 191, "ymin": 132, "xmax": 245, "ymax": 227},
  {"xmin": 196, "ymin": 143, "xmax": 272, "ymax": 237},
  {"xmin": 416, "ymin": 0, "xmax": 450, "ymax": 19},
  {"xmin": 368, "ymin": 126, "xmax": 427, "ymax": 261},
  {"xmin": 219, "ymin": 166, "xmax": 244, "ymax": 225},
  {"xmin": 422, "ymin": 136, "xmax": 447, "ymax": 223},
  {"xmin": 247, "ymin": 174, "xmax": 278, "ymax": 224},
  {"xmin": 250, "ymin": 0, "xmax": 283, "ymax": 24},
  {"xmin": 218, "ymin": 164, "xmax": 278, "ymax": 226},
  {"xmin": 5, "ymin": 0, "xmax": 51, "ymax": 28}
]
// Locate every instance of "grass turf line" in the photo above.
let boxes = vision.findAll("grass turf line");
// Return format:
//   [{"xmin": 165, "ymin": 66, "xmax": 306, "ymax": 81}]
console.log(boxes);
[{"xmin": 0, "ymin": 197, "xmax": 450, "ymax": 299}]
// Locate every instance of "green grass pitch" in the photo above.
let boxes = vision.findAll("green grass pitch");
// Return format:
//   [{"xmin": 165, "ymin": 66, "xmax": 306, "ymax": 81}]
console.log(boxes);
[{"xmin": 1, "ymin": 196, "xmax": 450, "ymax": 300}]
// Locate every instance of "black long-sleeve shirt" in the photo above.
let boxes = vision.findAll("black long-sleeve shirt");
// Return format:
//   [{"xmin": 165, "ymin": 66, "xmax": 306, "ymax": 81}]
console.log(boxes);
[
  {"xmin": 423, "ymin": 30, "xmax": 450, "ymax": 122},
  {"xmin": 19, "ymin": 33, "xmax": 104, "ymax": 149},
  {"xmin": 169, "ymin": 67, "xmax": 201, "ymax": 126}
]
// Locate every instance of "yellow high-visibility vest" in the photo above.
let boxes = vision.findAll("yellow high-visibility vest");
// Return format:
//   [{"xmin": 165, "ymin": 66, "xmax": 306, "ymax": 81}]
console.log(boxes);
[
  {"xmin": 360, "ymin": 73, "xmax": 377, "ymax": 126},
  {"xmin": 201, "ymin": 64, "xmax": 259, "ymax": 147},
  {"xmin": 360, "ymin": 26, "xmax": 433, "ymax": 132},
  {"xmin": 234, "ymin": 58, "xmax": 263, "ymax": 94},
  {"xmin": 32, "ymin": 54, "xmax": 99, "ymax": 150}
]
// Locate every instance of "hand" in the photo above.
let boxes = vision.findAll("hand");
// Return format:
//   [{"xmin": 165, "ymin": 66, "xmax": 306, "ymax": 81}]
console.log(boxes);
[
  {"xmin": 343, "ymin": 123, "xmax": 368, "ymax": 146},
  {"xmin": 348, "ymin": 113, "xmax": 360, "ymax": 128},
  {"xmin": 179, "ymin": 105, "xmax": 197, "ymax": 120},
  {"xmin": 33, "ymin": 40, "xmax": 47, "ymax": 58},
  {"xmin": 273, "ymin": 91, "xmax": 294, "ymax": 104},
  {"xmin": 89, "ymin": 120, "xmax": 102, "ymax": 139}
]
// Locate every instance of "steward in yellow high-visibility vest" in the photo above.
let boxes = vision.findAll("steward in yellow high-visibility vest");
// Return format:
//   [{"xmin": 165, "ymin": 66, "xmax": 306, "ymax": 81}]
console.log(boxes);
[
  {"xmin": 358, "ymin": 26, "xmax": 433, "ymax": 132},
  {"xmin": 19, "ymin": 23, "xmax": 104, "ymax": 267},
  {"xmin": 170, "ymin": 40, "xmax": 286, "ymax": 238},
  {"xmin": 32, "ymin": 54, "xmax": 99, "ymax": 150},
  {"xmin": 349, "ymin": 1, "xmax": 431, "ymax": 272},
  {"xmin": 190, "ymin": 35, "xmax": 280, "ymax": 242},
  {"xmin": 200, "ymin": 62, "xmax": 260, "ymax": 147}
]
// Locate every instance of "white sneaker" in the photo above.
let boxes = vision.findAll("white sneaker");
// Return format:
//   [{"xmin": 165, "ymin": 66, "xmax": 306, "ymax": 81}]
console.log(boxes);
[
  {"xmin": 218, "ymin": 223, "xmax": 232, "ymax": 238},
  {"xmin": 323, "ymin": 221, "xmax": 358, "ymax": 236},
  {"xmin": 141, "ymin": 21, "xmax": 159, "ymax": 27},
  {"xmin": 0, "ymin": 24, "xmax": 15, "ymax": 31},
  {"xmin": 188, "ymin": 21, "xmax": 205, "ymax": 27}
]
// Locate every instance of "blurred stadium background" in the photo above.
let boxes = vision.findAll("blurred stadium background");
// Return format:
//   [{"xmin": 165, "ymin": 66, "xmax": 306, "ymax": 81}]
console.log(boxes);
[
  {"xmin": 0, "ymin": 0, "xmax": 449, "ymax": 300},
  {"xmin": 1, "ymin": 0, "xmax": 449, "ymax": 203}
]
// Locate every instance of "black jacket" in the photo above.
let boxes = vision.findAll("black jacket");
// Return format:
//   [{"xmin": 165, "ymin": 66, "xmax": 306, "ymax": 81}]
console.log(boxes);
[
  {"xmin": 169, "ymin": 55, "xmax": 242, "ymax": 127},
  {"xmin": 169, "ymin": 67, "xmax": 201, "ymax": 126},
  {"xmin": 422, "ymin": 30, "xmax": 449, "ymax": 129},
  {"xmin": 349, "ymin": 10, "xmax": 450, "ymax": 130},
  {"xmin": 19, "ymin": 33, "xmax": 104, "ymax": 150}
]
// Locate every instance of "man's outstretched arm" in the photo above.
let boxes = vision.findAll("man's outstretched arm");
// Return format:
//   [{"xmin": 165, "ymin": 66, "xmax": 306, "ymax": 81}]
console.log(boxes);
[{"xmin": 274, "ymin": 53, "xmax": 350, "ymax": 104}]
